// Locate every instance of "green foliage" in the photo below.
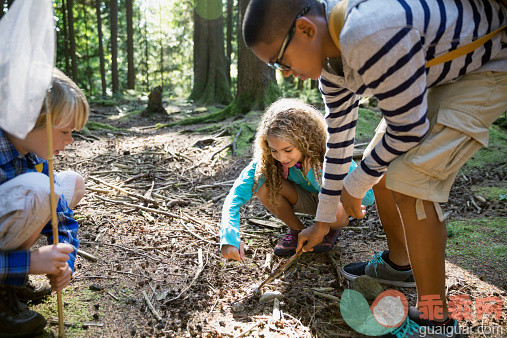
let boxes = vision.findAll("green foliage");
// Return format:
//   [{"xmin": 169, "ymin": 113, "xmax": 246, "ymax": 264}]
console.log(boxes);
[
  {"xmin": 90, "ymin": 97, "xmax": 118, "ymax": 106},
  {"xmin": 33, "ymin": 286, "xmax": 97, "ymax": 336},
  {"xmin": 157, "ymin": 81, "xmax": 280, "ymax": 128},
  {"xmin": 86, "ymin": 121, "xmax": 118, "ymax": 131},
  {"xmin": 446, "ymin": 218, "xmax": 506, "ymax": 278},
  {"xmin": 471, "ymin": 186, "xmax": 507, "ymax": 201},
  {"xmin": 356, "ymin": 108, "xmax": 382, "ymax": 142},
  {"xmin": 461, "ymin": 124, "xmax": 507, "ymax": 171},
  {"xmin": 53, "ymin": 0, "xmax": 193, "ymax": 97}
]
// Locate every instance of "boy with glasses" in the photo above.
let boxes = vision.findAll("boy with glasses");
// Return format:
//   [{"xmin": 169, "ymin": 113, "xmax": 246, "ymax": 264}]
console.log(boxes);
[{"xmin": 243, "ymin": 0, "xmax": 506, "ymax": 337}]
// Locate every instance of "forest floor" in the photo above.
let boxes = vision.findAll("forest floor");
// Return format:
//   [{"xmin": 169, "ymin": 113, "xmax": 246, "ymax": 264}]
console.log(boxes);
[{"xmin": 33, "ymin": 99, "xmax": 506, "ymax": 337}]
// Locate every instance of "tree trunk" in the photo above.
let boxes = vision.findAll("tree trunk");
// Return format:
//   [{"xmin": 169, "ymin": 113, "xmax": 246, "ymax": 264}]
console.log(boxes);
[
  {"xmin": 158, "ymin": 2, "xmax": 164, "ymax": 88},
  {"xmin": 226, "ymin": 0, "xmax": 233, "ymax": 83},
  {"xmin": 126, "ymin": 0, "xmax": 135, "ymax": 90},
  {"xmin": 236, "ymin": 0, "xmax": 277, "ymax": 112},
  {"xmin": 61, "ymin": 0, "xmax": 70, "ymax": 74},
  {"xmin": 96, "ymin": 0, "xmax": 107, "ymax": 96},
  {"xmin": 110, "ymin": 0, "xmax": 119, "ymax": 94},
  {"xmin": 189, "ymin": 0, "xmax": 232, "ymax": 105},
  {"xmin": 83, "ymin": 1, "xmax": 92, "ymax": 95},
  {"xmin": 143, "ymin": 86, "xmax": 166, "ymax": 116},
  {"xmin": 143, "ymin": 3, "xmax": 149, "ymax": 91},
  {"xmin": 67, "ymin": 0, "xmax": 78, "ymax": 81},
  {"xmin": 311, "ymin": 79, "xmax": 318, "ymax": 89}
]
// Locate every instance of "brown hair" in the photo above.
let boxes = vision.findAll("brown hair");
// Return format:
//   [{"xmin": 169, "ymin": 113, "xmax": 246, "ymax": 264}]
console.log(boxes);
[
  {"xmin": 33, "ymin": 69, "xmax": 89, "ymax": 131},
  {"xmin": 253, "ymin": 98, "xmax": 327, "ymax": 207}
]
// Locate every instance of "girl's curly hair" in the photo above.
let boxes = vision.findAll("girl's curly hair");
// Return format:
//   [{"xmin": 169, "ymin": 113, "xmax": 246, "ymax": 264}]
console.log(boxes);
[{"xmin": 253, "ymin": 98, "xmax": 327, "ymax": 207}]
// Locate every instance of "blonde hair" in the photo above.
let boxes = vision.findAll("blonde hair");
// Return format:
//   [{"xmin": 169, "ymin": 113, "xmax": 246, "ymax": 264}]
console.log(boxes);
[
  {"xmin": 253, "ymin": 98, "xmax": 327, "ymax": 207},
  {"xmin": 33, "ymin": 69, "xmax": 89, "ymax": 131}
]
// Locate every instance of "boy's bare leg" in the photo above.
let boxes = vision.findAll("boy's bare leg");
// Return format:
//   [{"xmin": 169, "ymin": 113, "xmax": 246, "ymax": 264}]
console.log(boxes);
[
  {"xmin": 68, "ymin": 174, "xmax": 85, "ymax": 209},
  {"xmin": 374, "ymin": 175, "xmax": 410, "ymax": 266},
  {"xmin": 392, "ymin": 191, "xmax": 448, "ymax": 319},
  {"xmin": 256, "ymin": 180, "xmax": 305, "ymax": 231}
]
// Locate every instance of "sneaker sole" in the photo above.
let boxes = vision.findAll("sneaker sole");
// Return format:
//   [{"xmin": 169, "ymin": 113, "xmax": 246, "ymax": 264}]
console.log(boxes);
[{"xmin": 341, "ymin": 267, "xmax": 416, "ymax": 288}]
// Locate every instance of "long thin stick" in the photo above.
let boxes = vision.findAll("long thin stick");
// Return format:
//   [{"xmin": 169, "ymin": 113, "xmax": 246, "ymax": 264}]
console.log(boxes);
[{"xmin": 45, "ymin": 92, "xmax": 65, "ymax": 337}]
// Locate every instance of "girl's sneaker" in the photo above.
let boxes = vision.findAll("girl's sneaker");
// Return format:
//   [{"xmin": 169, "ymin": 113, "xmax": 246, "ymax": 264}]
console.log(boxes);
[
  {"xmin": 274, "ymin": 229, "xmax": 300, "ymax": 257},
  {"xmin": 313, "ymin": 228, "xmax": 341, "ymax": 253},
  {"xmin": 342, "ymin": 251, "xmax": 416, "ymax": 287}
]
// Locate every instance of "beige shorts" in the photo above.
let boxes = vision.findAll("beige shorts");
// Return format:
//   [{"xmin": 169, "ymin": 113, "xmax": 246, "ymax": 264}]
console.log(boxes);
[
  {"xmin": 0, "ymin": 171, "xmax": 79, "ymax": 251},
  {"xmin": 293, "ymin": 184, "xmax": 319, "ymax": 215},
  {"xmin": 366, "ymin": 71, "xmax": 507, "ymax": 202}
]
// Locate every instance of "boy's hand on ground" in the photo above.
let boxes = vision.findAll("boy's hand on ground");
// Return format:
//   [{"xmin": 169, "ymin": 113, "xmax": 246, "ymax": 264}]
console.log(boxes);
[
  {"xmin": 341, "ymin": 187, "xmax": 366, "ymax": 219},
  {"xmin": 29, "ymin": 243, "xmax": 74, "ymax": 275},
  {"xmin": 296, "ymin": 222, "xmax": 330, "ymax": 252},
  {"xmin": 48, "ymin": 263, "xmax": 72, "ymax": 291},
  {"xmin": 221, "ymin": 243, "xmax": 245, "ymax": 261}
]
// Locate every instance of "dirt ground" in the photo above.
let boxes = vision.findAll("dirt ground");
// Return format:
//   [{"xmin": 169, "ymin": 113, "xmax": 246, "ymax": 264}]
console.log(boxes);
[{"xmin": 34, "ymin": 101, "xmax": 506, "ymax": 337}]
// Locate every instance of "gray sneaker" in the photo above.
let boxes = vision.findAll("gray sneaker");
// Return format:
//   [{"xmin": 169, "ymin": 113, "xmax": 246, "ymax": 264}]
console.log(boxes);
[
  {"xmin": 341, "ymin": 251, "xmax": 415, "ymax": 287},
  {"xmin": 381, "ymin": 307, "xmax": 462, "ymax": 337}
]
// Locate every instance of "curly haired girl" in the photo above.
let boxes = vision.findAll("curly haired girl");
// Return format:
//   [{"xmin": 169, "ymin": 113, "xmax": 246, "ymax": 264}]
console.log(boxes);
[{"xmin": 220, "ymin": 98, "xmax": 374, "ymax": 260}]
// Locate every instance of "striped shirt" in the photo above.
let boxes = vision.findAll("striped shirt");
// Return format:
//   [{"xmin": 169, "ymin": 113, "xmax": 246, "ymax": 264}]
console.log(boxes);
[
  {"xmin": 0, "ymin": 129, "xmax": 79, "ymax": 286},
  {"xmin": 316, "ymin": 0, "xmax": 507, "ymax": 223}
]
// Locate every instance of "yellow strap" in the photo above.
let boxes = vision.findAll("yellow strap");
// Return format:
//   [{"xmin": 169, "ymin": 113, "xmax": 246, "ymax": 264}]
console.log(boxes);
[
  {"xmin": 328, "ymin": 0, "xmax": 506, "ymax": 68},
  {"xmin": 328, "ymin": 0, "xmax": 348, "ymax": 51},
  {"xmin": 35, "ymin": 163, "xmax": 44, "ymax": 173},
  {"xmin": 425, "ymin": 25, "xmax": 507, "ymax": 68}
]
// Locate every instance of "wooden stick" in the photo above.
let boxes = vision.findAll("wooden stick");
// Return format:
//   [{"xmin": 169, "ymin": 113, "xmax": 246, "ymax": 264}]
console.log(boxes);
[
  {"xmin": 77, "ymin": 249, "xmax": 98, "ymax": 262},
  {"xmin": 142, "ymin": 291, "xmax": 163, "ymax": 322},
  {"xmin": 166, "ymin": 248, "xmax": 205, "ymax": 302},
  {"xmin": 45, "ymin": 92, "xmax": 65, "ymax": 337},
  {"xmin": 326, "ymin": 252, "xmax": 346, "ymax": 288},
  {"xmin": 258, "ymin": 251, "xmax": 303, "ymax": 290},
  {"xmin": 89, "ymin": 176, "xmax": 159, "ymax": 206}
]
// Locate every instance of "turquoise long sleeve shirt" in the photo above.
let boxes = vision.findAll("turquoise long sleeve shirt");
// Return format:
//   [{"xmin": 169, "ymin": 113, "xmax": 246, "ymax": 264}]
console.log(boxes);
[{"xmin": 220, "ymin": 160, "xmax": 375, "ymax": 249}]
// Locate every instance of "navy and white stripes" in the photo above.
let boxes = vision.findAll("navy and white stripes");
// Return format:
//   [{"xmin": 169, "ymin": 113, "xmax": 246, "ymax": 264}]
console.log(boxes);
[{"xmin": 316, "ymin": 0, "xmax": 506, "ymax": 223}]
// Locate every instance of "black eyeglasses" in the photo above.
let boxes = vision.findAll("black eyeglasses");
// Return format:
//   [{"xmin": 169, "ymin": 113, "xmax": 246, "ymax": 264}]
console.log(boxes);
[{"xmin": 268, "ymin": 5, "xmax": 311, "ymax": 71}]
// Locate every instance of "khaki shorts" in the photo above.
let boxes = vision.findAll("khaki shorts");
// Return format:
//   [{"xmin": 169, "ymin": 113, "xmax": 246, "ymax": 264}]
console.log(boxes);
[
  {"xmin": 293, "ymin": 184, "xmax": 319, "ymax": 215},
  {"xmin": 367, "ymin": 71, "xmax": 507, "ymax": 202},
  {"xmin": 0, "ymin": 171, "xmax": 79, "ymax": 251}
]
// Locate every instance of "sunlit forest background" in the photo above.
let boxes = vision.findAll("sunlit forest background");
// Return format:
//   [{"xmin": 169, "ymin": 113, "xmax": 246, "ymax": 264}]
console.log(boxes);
[{"xmin": 0, "ymin": 0, "xmax": 322, "ymax": 110}]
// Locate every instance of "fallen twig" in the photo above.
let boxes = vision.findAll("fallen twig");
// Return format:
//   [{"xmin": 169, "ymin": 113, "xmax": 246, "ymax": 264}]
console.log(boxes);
[
  {"xmin": 143, "ymin": 290, "xmax": 163, "ymax": 322},
  {"xmin": 77, "ymin": 249, "xmax": 98, "ymax": 262},
  {"xmin": 166, "ymin": 248, "xmax": 205, "ymax": 302},
  {"xmin": 89, "ymin": 176, "xmax": 159, "ymax": 206},
  {"xmin": 81, "ymin": 241, "xmax": 161, "ymax": 262},
  {"xmin": 326, "ymin": 252, "xmax": 346, "ymax": 288},
  {"xmin": 234, "ymin": 321, "xmax": 260, "ymax": 338}
]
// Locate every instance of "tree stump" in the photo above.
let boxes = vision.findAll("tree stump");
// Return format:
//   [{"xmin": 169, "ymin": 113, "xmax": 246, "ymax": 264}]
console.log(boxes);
[{"xmin": 143, "ymin": 86, "xmax": 167, "ymax": 116}]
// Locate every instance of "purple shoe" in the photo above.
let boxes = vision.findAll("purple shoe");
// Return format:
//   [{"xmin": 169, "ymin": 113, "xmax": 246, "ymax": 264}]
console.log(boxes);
[
  {"xmin": 274, "ymin": 229, "xmax": 300, "ymax": 257},
  {"xmin": 313, "ymin": 228, "xmax": 341, "ymax": 253}
]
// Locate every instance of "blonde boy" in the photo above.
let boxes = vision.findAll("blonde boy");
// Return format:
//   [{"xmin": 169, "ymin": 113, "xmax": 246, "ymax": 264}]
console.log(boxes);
[{"xmin": 0, "ymin": 69, "xmax": 89, "ymax": 335}]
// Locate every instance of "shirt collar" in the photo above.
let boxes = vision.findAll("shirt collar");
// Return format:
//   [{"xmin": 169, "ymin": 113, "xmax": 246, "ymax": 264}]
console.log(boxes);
[
  {"xmin": 0, "ymin": 128, "xmax": 22, "ymax": 166},
  {"xmin": 0, "ymin": 129, "xmax": 44, "ymax": 167}
]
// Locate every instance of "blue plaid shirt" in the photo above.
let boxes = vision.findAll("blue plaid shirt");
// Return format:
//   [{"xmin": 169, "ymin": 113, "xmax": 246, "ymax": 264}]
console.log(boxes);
[{"xmin": 0, "ymin": 129, "xmax": 79, "ymax": 286}]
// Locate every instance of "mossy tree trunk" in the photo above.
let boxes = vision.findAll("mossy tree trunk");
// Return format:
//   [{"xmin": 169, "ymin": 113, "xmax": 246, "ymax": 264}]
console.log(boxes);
[
  {"xmin": 235, "ymin": 0, "xmax": 278, "ymax": 113},
  {"xmin": 189, "ymin": 0, "xmax": 232, "ymax": 105},
  {"xmin": 159, "ymin": 0, "xmax": 278, "ymax": 128}
]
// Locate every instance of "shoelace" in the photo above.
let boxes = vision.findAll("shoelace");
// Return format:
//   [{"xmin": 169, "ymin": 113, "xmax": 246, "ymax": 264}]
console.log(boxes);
[
  {"xmin": 282, "ymin": 233, "xmax": 297, "ymax": 244},
  {"xmin": 390, "ymin": 316, "xmax": 421, "ymax": 338},
  {"xmin": 368, "ymin": 251, "xmax": 385, "ymax": 276}
]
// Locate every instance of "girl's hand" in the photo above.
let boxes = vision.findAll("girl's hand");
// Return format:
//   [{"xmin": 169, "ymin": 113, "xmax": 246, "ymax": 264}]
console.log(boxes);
[
  {"xmin": 221, "ymin": 243, "xmax": 245, "ymax": 261},
  {"xmin": 341, "ymin": 187, "xmax": 366, "ymax": 219}
]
